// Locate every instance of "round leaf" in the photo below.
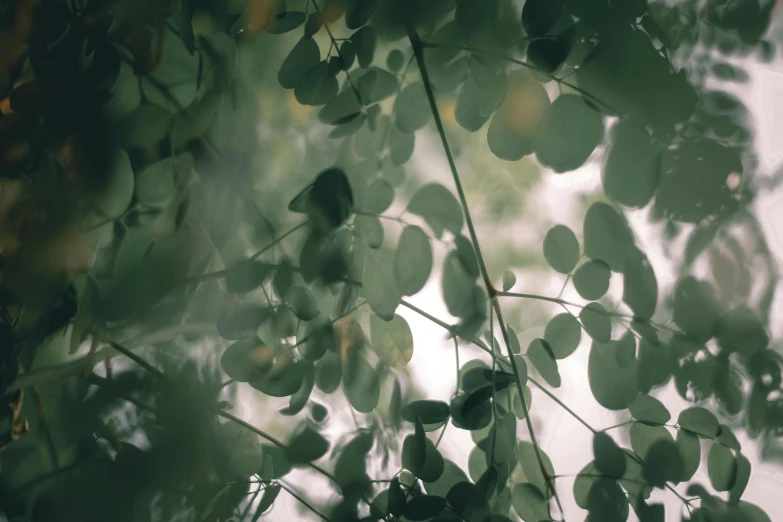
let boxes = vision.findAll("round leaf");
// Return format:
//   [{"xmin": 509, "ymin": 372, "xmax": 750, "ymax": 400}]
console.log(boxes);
[
  {"xmin": 583, "ymin": 202, "xmax": 635, "ymax": 272},
  {"xmin": 629, "ymin": 394, "xmax": 670, "ymax": 425},
  {"xmin": 394, "ymin": 226, "xmax": 432, "ymax": 296},
  {"xmin": 580, "ymin": 303, "xmax": 612, "ymax": 342},
  {"xmin": 526, "ymin": 338, "xmax": 561, "ymax": 388},
  {"xmin": 708, "ymin": 442, "xmax": 737, "ymax": 492},
  {"xmin": 602, "ymin": 121, "xmax": 660, "ymax": 208},
  {"xmin": 544, "ymin": 313, "xmax": 582, "ymax": 359},
  {"xmin": 370, "ymin": 313, "xmax": 414, "ymax": 369},
  {"xmin": 287, "ymin": 286, "xmax": 319, "ymax": 321},
  {"xmin": 533, "ymin": 94, "xmax": 603, "ymax": 173},
  {"xmin": 642, "ymin": 440, "xmax": 685, "ymax": 487},
  {"xmin": 573, "ymin": 260, "xmax": 611, "ymax": 300},
  {"xmin": 543, "ymin": 224, "xmax": 580, "ymax": 274},
  {"xmin": 407, "ymin": 184, "xmax": 464, "ymax": 239},
  {"xmin": 588, "ymin": 340, "xmax": 638, "ymax": 410},
  {"xmin": 394, "ymin": 82, "xmax": 431, "ymax": 133},
  {"xmin": 343, "ymin": 355, "xmax": 380, "ymax": 413},
  {"xmin": 286, "ymin": 424, "xmax": 329, "ymax": 463},
  {"xmin": 678, "ymin": 406, "xmax": 719, "ymax": 438}
]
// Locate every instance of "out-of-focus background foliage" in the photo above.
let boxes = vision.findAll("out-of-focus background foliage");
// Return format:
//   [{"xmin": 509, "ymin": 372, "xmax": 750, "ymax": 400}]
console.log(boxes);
[{"xmin": 1, "ymin": 0, "xmax": 783, "ymax": 521}]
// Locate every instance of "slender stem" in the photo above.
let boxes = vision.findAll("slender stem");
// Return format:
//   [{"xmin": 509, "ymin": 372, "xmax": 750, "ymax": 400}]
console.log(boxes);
[
  {"xmin": 407, "ymin": 26, "xmax": 566, "ymax": 519},
  {"xmin": 250, "ymin": 220, "xmax": 309, "ymax": 261},
  {"xmin": 217, "ymin": 410, "xmax": 338, "ymax": 485},
  {"xmin": 109, "ymin": 341, "xmax": 165, "ymax": 380},
  {"xmin": 497, "ymin": 291, "xmax": 584, "ymax": 309},
  {"xmin": 311, "ymin": 0, "xmax": 361, "ymax": 105},
  {"xmin": 528, "ymin": 377, "xmax": 597, "ymax": 434}
]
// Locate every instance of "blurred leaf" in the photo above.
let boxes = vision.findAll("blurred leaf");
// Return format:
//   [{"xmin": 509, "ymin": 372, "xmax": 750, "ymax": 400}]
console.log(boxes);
[
  {"xmin": 404, "ymin": 495, "xmax": 446, "ymax": 521},
  {"xmin": 370, "ymin": 313, "xmax": 414, "ymax": 368},
  {"xmin": 351, "ymin": 26, "xmax": 377, "ymax": 68},
  {"xmin": 593, "ymin": 432, "xmax": 627, "ymax": 479},
  {"xmin": 343, "ymin": 354, "xmax": 380, "ymax": 413},
  {"xmin": 522, "ymin": 0, "xmax": 564, "ymax": 36},
  {"xmin": 394, "ymin": 225, "xmax": 432, "ymax": 296},
  {"xmin": 279, "ymin": 37, "xmax": 321, "ymax": 89},
  {"xmin": 268, "ymin": 11, "xmax": 306, "ymax": 34},
  {"xmin": 708, "ymin": 443, "xmax": 737, "ymax": 492},
  {"xmin": 286, "ymin": 424, "xmax": 329, "ymax": 463},
  {"xmin": 408, "ymin": 184, "xmax": 464, "ymax": 239},
  {"xmin": 394, "ymin": 82, "xmax": 431, "ymax": 133},
  {"xmin": 534, "ymin": 93, "xmax": 603, "ymax": 173},
  {"xmin": 355, "ymin": 214, "xmax": 384, "ymax": 248},
  {"xmin": 642, "ymin": 439, "xmax": 684, "ymax": 487},
  {"xmin": 579, "ymin": 303, "xmax": 612, "ymax": 342},
  {"xmin": 511, "ymin": 482, "xmax": 550, "ymax": 522},
  {"xmin": 502, "ymin": 270, "xmax": 516, "ymax": 291},
  {"xmin": 588, "ymin": 339, "xmax": 638, "ymax": 410},
  {"xmin": 447, "ymin": 482, "xmax": 490, "ymax": 522}
]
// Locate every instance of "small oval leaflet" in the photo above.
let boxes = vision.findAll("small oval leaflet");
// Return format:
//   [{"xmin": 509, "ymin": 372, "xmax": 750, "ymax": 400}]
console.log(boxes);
[
  {"xmin": 579, "ymin": 302, "xmax": 612, "ymax": 342},
  {"xmin": 629, "ymin": 393, "xmax": 671, "ymax": 425},
  {"xmin": 287, "ymin": 286, "xmax": 319, "ymax": 321},
  {"xmin": 370, "ymin": 313, "xmax": 414, "ymax": 369},
  {"xmin": 279, "ymin": 36, "xmax": 321, "ymax": 89},
  {"xmin": 286, "ymin": 424, "xmax": 329, "ymax": 463},
  {"xmin": 394, "ymin": 225, "xmax": 432, "ymax": 296},
  {"xmin": 593, "ymin": 432, "xmax": 627, "ymax": 479},
  {"xmin": 573, "ymin": 259, "xmax": 611, "ymax": 300},
  {"xmin": 678, "ymin": 406, "xmax": 719, "ymax": 438},
  {"xmin": 544, "ymin": 313, "xmax": 582, "ymax": 359},
  {"xmin": 401, "ymin": 400, "xmax": 450, "ymax": 426},
  {"xmin": 543, "ymin": 224, "xmax": 580, "ymax": 274},
  {"xmin": 708, "ymin": 442, "xmax": 737, "ymax": 492},
  {"xmin": 407, "ymin": 184, "xmax": 464, "ymax": 239},
  {"xmin": 533, "ymin": 93, "xmax": 604, "ymax": 173},
  {"xmin": 526, "ymin": 338, "xmax": 560, "ymax": 388}
]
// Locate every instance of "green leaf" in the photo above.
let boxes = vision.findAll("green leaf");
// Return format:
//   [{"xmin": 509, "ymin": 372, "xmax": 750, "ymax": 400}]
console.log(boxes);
[
  {"xmin": 394, "ymin": 225, "xmax": 432, "ymax": 296},
  {"xmin": 629, "ymin": 394, "xmax": 670, "ymax": 425},
  {"xmin": 450, "ymin": 392, "xmax": 492, "ymax": 431},
  {"xmin": 623, "ymin": 248, "xmax": 658, "ymax": 320},
  {"xmin": 521, "ymin": 0, "xmax": 564, "ymax": 36},
  {"xmin": 729, "ymin": 452, "xmax": 751, "ymax": 503},
  {"xmin": 286, "ymin": 424, "xmax": 329, "ymax": 463},
  {"xmin": 250, "ymin": 359, "xmax": 307, "ymax": 398},
  {"xmin": 345, "ymin": 0, "xmax": 376, "ymax": 29},
  {"xmin": 716, "ymin": 306, "xmax": 769, "ymax": 359},
  {"xmin": 526, "ymin": 338, "xmax": 560, "ymax": 388},
  {"xmin": 404, "ymin": 495, "xmax": 446, "ymax": 521},
  {"xmin": 364, "ymin": 178, "xmax": 395, "ymax": 214},
  {"xmin": 339, "ymin": 41, "xmax": 356, "ymax": 69},
  {"xmin": 526, "ymin": 38, "xmax": 569, "ymax": 73},
  {"xmin": 401, "ymin": 400, "xmax": 450, "ymax": 426},
  {"xmin": 390, "ymin": 124, "xmax": 415, "ymax": 165},
  {"xmin": 593, "ymin": 432, "xmax": 627, "ymax": 479},
  {"xmin": 517, "ymin": 441, "xmax": 555, "ymax": 499},
  {"xmin": 354, "ymin": 67, "xmax": 399, "ymax": 104},
  {"xmin": 279, "ymin": 37, "xmax": 321, "ymax": 89},
  {"xmin": 268, "ymin": 10, "xmax": 306, "ymax": 34},
  {"xmin": 673, "ymin": 276, "xmax": 721, "ymax": 343},
  {"xmin": 544, "ymin": 313, "xmax": 582, "ymax": 359},
  {"xmin": 487, "ymin": 75, "xmax": 550, "ymax": 161},
  {"xmin": 502, "ymin": 270, "xmax": 516, "ymax": 291},
  {"xmin": 343, "ymin": 354, "xmax": 380, "ymax": 413},
  {"xmin": 370, "ymin": 313, "xmax": 414, "ymax": 369},
  {"xmin": 389, "ymin": 477, "xmax": 406, "ymax": 516},
  {"xmin": 282, "ymin": 360, "xmax": 315, "ymax": 415},
  {"xmin": 543, "ymin": 224, "xmax": 580, "ymax": 274},
  {"xmin": 678, "ymin": 406, "xmax": 719, "ymax": 438},
  {"xmin": 583, "ymin": 202, "xmax": 635, "ymax": 272},
  {"xmin": 602, "ymin": 121, "xmax": 660, "ymax": 208},
  {"xmin": 447, "ymin": 482, "xmax": 490, "ymax": 522},
  {"xmin": 642, "ymin": 440, "xmax": 685, "ymax": 487},
  {"xmin": 221, "ymin": 337, "xmax": 267, "ymax": 382},
  {"xmin": 119, "ymin": 104, "xmax": 172, "ymax": 149},
  {"xmin": 315, "ymin": 350, "xmax": 342, "ymax": 393},
  {"xmin": 580, "ymin": 303, "xmax": 612, "ymax": 342},
  {"xmin": 354, "ymin": 214, "xmax": 384, "ymax": 248},
  {"xmin": 511, "ymin": 483, "xmax": 550, "ymax": 522},
  {"xmin": 402, "ymin": 437, "xmax": 445, "ymax": 482},
  {"xmin": 295, "ymin": 61, "xmax": 339, "ymax": 106},
  {"xmin": 135, "ymin": 157, "xmax": 177, "ymax": 205},
  {"xmin": 533, "ymin": 93, "xmax": 604, "ymax": 173},
  {"xmin": 254, "ymin": 484, "xmax": 281, "ymax": 518},
  {"xmin": 287, "ymin": 286, "xmax": 319, "ymax": 321},
  {"xmin": 351, "ymin": 26, "xmax": 377, "ymax": 68},
  {"xmin": 387, "ymin": 49, "xmax": 405, "ymax": 71},
  {"xmin": 360, "ymin": 243, "xmax": 401, "ymax": 320},
  {"xmin": 394, "ymin": 82, "xmax": 431, "ymax": 133},
  {"xmin": 319, "ymin": 89, "xmax": 362, "ymax": 125},
  {"xmin": 708, "ymin": 443, "xmax": 737, "ymax": 492},
  {"xmin": 225, "ymin": 261, "xmax": 271, "ymax": 293},
  {"xmin": 423, "ymin": 459, "xmax": 470, "ymax": 498},
  {"xmin": 586, "ymin": 478, "xmax": 629, "ymax": 522},
  {"xmin": 455, "ymin": 76, "xmax": 491, "ymax": 132},
  {"xmin": 716, "ymin": 423, "xmax": 742, "ymax": 451},
  {"xmin": 676, "ymin": 429, "xmax": 701, "ymax": 482},
  {"xmin": 573, "ymin": 260, "xmax": 611, "ymax": 300},
  {"xmin": 217, "ymin": 305, "xmax": 270, "ymax": 340},
  {"xmin": 588, "ymin": 339, "xmax": 638, "ymax": 410},
  {"xmin": 442, "ymin": 250, "xmax": 477, "ymax": 318},
  {"xmin": 407, "ymin": 184, "xmax": 464, "ymax": 239},
  {"xmin": 630, "ymin": 423, "xmax": 674, "ymax": 459}
]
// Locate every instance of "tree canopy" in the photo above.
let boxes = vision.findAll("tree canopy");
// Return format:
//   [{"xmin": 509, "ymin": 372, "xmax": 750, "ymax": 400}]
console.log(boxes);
[{"xmin": 0, "ymin": 0, "xmax": 781, "ymax": 521}]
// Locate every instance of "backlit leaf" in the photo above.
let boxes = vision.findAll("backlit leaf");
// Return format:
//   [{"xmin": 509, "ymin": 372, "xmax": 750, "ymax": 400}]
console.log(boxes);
[
  {"xmin": 543, "ymin": 224, "xmax": 580, "ymax": 274},
  {"xmin": 394, "ymin": 226, "xmax": 432, "ymax": 296}
]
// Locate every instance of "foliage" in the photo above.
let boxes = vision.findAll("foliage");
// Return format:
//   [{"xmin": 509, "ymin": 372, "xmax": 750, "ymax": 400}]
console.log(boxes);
[{"xmin": 0, "ymin": 0, "xmax": 781, "ymax": 521}]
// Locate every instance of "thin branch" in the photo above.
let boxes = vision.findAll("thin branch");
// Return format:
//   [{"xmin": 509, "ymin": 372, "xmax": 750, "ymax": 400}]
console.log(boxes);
[
  {"xmin": 407, "ymin": 25, "xmax": 567, "ymax": 519},
  {"xmin": 311, "ymin": 0, "xmax": 361, "ymax": 105},
  {"xmin": 278, "ymin": 481, "xmax": 333, "ymax": 522}
]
